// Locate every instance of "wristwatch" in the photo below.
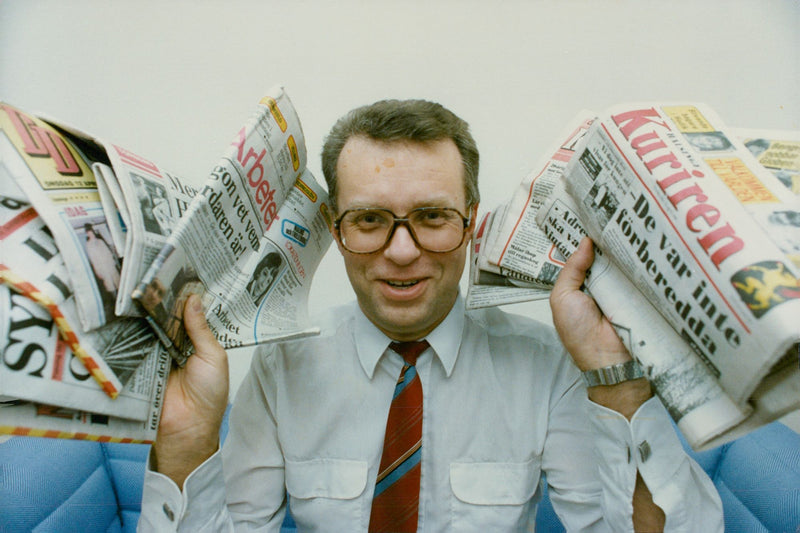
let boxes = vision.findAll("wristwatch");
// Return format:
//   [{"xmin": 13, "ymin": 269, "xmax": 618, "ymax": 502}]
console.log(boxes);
[{"xmin": 582, "ymin": 360, "xmax": 644, "ymax": 387}]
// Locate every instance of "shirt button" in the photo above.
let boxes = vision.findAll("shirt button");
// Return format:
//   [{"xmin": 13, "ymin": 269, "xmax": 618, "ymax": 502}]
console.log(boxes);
[
  {"xmin": 163, "ymin": 502, "xmax": 175, "ymax": 521},
  {"xmin": 638, "ymin": 440, "xmax": 651, "ymax": 463}
]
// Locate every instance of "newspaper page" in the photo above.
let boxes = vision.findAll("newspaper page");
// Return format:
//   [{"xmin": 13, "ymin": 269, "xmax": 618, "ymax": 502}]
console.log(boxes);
[
  {"xmin": 38, "ymin": 113, "xmax": 207, "ymax": 320},
  {"xmin": 133, "ymin": 87, "xmax": 333, "ymax": 363},
  {"xmin": 0, "ymin": 179, "xmax": 139, "ymax": 399},
  {"xmin": 485, "ymin": 112, "xmax": 596, "ymax": 285},
  {"xmin": 0, "ymin": 313, "xmax": 168, "ymax": 444},
  {"xmin": 0, "ymin": 103, "xmax": 123, "ymax": 332},
  {"xmin": 465, "ymin": 112, "xmax": 595, "ymax": 309},
  {"xmin": 92, "ymin": 162, "xmax": 129, "ymax": 258},
  {"xmin": 0, "ymin": 284, "xmax": 166, "ymax": 424},
  {"xmin": 465, "ymin": 209, "xmax": 550, "ymax": 309},
  {"xmin": 0, "ymin": 194, "xmax": 163, "ymax": 413},
  {"xmin": 736, "ymin": 128, "xmax": 800, "ymax": 196},
  {"xmin": 537, "ymin": 182, "xmax": 751, "ymax": 449},
  {"xmin": 100, "ymin": 145, "xmax": 201, "ymax": 318},
  {"xmin": 550, "ymin": 102, "xmax": 799, "ymax": 448}
]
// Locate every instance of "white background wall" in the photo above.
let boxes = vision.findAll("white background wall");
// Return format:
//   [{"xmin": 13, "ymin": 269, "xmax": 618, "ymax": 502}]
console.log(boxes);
[{"xmin": 2, "ymin": 0, "xmax": 798, "ymax": 427}]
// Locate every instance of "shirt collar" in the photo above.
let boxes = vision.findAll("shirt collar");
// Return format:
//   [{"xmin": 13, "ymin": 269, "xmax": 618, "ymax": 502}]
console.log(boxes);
[{"xmin": 354, "ymin": 294, "xmax": 465, "ymax": 379}]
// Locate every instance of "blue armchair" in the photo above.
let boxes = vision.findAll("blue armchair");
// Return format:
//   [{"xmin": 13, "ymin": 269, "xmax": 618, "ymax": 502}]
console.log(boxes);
[{"xmin": 2, "ymin": 419, "xmax": 799, "ymax": 532}]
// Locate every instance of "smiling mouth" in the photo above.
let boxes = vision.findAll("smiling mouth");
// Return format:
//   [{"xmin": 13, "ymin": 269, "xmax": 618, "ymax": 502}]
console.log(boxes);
[{"xmin": 386, "ymin": 280, "xmax": 420, "ymax": 288}]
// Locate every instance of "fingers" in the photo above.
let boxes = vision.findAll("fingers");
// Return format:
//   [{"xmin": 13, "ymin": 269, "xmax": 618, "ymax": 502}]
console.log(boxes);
[{"xmin": 183, "ymin": 294, "xmax": 226, "ymax": 365}]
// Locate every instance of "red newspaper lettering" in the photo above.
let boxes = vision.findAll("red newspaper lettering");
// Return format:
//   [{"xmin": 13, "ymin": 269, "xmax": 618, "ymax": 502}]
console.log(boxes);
[
  {"xmin": 611, "ymin": 108, "xmax": 670, "ymax": 140},
  {"xmin": 3, "ymin": 105, "xmax": 48, "ymax": 156},
  {"xmin": 40, "ymin": 129, "xmax": 81, "ymax": 174},
  {"xmin": 232, "ymin": 128, "xmax": 279, "ymax": 228},
  {"xmin": 3, "ymin": 105, "xmax": 81, "ymax": 175},
  {"xmin": 697, "ymin": 224, "xmax": 745, "ymax": 268}
]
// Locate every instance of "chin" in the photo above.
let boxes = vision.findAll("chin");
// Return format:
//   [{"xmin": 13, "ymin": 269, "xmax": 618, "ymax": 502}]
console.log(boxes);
[{"xmin": 376, "ymin": 305, "xmax": 443, "ymax": 340}]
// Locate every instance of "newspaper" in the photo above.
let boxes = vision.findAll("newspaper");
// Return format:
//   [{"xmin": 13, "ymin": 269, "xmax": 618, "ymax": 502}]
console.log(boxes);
[
  {"xmin": 0, "ymin": 285, "xmax": 167, "ymax": 427},
  {"xmin": 133, "ymin": 87, "xmax": 333, "ymax": 364},
  {"xmin": 30, "ymin": 115, "xmax": 205, "ymax": 322},
  {"xmin": 465, "ymin": 208, "xmax": 551, "ymax": 309},
  {"xmin": 99, "ymin": 146, "xmax": 201, "ymax": 318},
  {"xmin": 736, "ymin": 128, "xmax": 800, "ymax": 196},
  {"xmin": 0, "ymin": 87, "xmax": 331, "ymax": 440},
  {"xmin": 465, "ymin": 112, "xmax": 595, "ymax": 309},
  {"xmin": 537, "ymin": 182, "xmax": 752, "ymax": 448},
  {"xmin": 0, "ymin": 310, "xmax": 168, "ymax": 444},
  {"xmin": 0, "ymin": 103, "xmax": 125, "ymax": 332},
  {"xmin": 488, "ymin": 113, "xmax": 596, "ymax": 283},
  {"xmin": 1, "ymin": 193, "xmax": 144, "ymax": 395},
  {"xmin": 532, "ymin": 103, "xmax": 800, "ymax": 449},
  {"xmin": 0, "ymin": 194, "xmax": 164, "ymax": 423}
]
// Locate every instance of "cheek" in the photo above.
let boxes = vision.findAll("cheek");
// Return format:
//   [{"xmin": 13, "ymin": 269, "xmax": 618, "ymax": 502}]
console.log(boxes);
[{"xmin": 340, "ymin": 254, "xmax": 368, "ymax": 288}]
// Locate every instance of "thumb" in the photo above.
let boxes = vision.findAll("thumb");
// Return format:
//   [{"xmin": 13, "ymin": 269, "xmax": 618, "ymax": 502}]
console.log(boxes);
[
  {"xmin": 554, "ymin": 237, "xmax": 594, "ymax": 295},
  {"xmin": 183, "ymin": 294, "xmax": 226, "ymax": 366}
]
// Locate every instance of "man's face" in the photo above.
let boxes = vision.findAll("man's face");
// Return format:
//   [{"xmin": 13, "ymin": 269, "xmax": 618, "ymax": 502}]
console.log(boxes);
[
  {"xmin": 334, "ymin": 136, "xmax": 475, "ymax": 341},
  {"xmin": 252, "ymin": 266, "xmax": 275, "ymax": 295},
  {"xmin": 691, "ymin": 133, "xmax": 727, "ymax": 151}
]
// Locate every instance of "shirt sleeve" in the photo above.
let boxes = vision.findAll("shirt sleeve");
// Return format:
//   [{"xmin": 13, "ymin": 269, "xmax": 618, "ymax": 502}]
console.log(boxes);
[
  {"xmin": 138, "ymin": 450, "xmax": 233, "ymax": 532},
  {"xmin": 138, "ymin": 346, "xmax": 287, "ymax": 532},
  {"xmin": 541, "ymin": 359, "xmax": 722, "ymax": 532}
]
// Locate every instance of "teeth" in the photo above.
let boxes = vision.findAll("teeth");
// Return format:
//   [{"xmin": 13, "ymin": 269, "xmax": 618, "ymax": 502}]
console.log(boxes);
[{"xmin": 387, "ymin": 280, "xmax": 418, "ymax": 288}]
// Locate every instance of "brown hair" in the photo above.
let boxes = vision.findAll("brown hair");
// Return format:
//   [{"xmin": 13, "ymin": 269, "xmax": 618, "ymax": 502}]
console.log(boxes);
[{"xmin": 321, "ymin": 99, "xmax": 479, "ymax": 212}]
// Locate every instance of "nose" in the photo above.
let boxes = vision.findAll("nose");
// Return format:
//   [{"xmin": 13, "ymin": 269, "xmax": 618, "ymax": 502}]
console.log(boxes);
[{"xmin": 383, "ymin": 223, "xmax": 421, "ymax": 265}]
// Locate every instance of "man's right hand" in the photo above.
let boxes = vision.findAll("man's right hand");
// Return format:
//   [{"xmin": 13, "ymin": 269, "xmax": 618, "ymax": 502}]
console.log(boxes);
[{"xmin": 153, "ymin": 294, "xmax": 229, "ymax": 489}]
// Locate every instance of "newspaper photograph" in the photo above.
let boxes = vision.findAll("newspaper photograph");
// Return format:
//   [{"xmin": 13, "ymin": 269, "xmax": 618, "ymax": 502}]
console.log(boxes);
[{"xmin": 133, "ymin": 87, "xmax": 333, "ymax": 363}]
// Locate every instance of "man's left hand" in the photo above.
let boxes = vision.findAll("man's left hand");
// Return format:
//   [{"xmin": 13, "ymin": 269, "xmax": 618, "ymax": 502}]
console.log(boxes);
[{"xmin": 550, "ymin": 237, "xmax": 651, "ymax": 419}]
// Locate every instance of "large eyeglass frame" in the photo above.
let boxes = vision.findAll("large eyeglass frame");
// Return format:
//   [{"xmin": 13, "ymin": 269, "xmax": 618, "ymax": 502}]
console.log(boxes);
[{"xmin": 333, "ymin": 206, "xmax": 472, "ymax": 254}]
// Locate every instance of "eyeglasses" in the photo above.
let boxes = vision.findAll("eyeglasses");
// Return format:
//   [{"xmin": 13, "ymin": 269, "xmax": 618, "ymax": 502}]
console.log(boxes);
[{"xmin": 334, "ymin": 207, "xmax": 471, "ymax": 254}]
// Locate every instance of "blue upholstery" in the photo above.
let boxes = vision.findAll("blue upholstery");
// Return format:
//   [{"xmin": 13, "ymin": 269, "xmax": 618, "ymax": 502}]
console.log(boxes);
[
  {"xmin": 0, "ymin": 437, "xmax": 149, "ymax": 532},
  {"xmin": 2, "ymin": 420, "xmax": 798, "ymax": 532}
]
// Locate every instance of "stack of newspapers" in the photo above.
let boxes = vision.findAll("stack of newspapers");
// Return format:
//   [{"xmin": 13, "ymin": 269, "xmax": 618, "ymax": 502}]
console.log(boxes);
[
  {"xmin": 0, "ymin": 87, "xmax": 333, "ymax": 442},
  {"xmin": 468, "ymin": 103, "xmax": 800, "ymax": 450}
]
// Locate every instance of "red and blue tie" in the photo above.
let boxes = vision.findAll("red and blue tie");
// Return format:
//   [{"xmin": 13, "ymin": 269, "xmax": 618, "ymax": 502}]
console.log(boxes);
[{"xmin": 368, "ymin": 340, "xmax": 429, "ymax": 533}]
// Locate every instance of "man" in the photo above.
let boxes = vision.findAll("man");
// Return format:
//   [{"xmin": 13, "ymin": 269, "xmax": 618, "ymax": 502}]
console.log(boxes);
[{"xmin": 140, "ymin": 100, "xmax": 722, "ymax": 531}]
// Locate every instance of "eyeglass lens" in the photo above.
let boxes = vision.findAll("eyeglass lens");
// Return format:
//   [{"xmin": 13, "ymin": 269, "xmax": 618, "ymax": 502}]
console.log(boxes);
[{"xmin": 338, "ymin": 207, "xmax": 467, "ymax": 253}]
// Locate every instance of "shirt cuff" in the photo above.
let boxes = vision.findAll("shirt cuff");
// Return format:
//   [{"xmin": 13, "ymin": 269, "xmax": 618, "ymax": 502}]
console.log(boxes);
[
  {"xmin": 140, "ymin": 448, "xmax": 231, "ymax": 532},
  {"xmin": 587, "ymin": 396, "xmax": 690, "ymax": 528}
]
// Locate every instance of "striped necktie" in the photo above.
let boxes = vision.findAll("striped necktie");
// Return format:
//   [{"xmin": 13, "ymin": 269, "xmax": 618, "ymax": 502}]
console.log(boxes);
[{"xmin": 368, "ymin": 340, "xmax": 429, "ymax": 533}]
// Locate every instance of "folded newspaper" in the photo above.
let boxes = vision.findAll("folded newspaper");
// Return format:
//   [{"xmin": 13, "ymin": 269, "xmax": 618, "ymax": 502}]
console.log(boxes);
[
  {"xmin": 131, "ymin": 87, "xmax": 333, "ymax": 364},
  {"xmin": 472, "ymin": 103, "xmax": 800, "ymax": 450},
  {"xmin": 0, "ymin": 87, "xmax": 333, "ymax": 441}
]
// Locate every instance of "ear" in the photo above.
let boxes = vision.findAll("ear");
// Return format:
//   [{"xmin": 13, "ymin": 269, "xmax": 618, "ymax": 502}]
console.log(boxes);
[
  {"xmin": 461, "ymin": 203, "xmax": 479, "ymax": 246},
  {"xmin": 467, "ymin": 203, "xmax": 479, "ymax": 234}
]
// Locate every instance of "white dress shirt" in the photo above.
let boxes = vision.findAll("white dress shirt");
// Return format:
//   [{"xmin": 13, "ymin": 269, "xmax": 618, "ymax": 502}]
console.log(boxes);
[{"xmin": 140, "ymin": 296, "xmax": 722, "ymax": 532}]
